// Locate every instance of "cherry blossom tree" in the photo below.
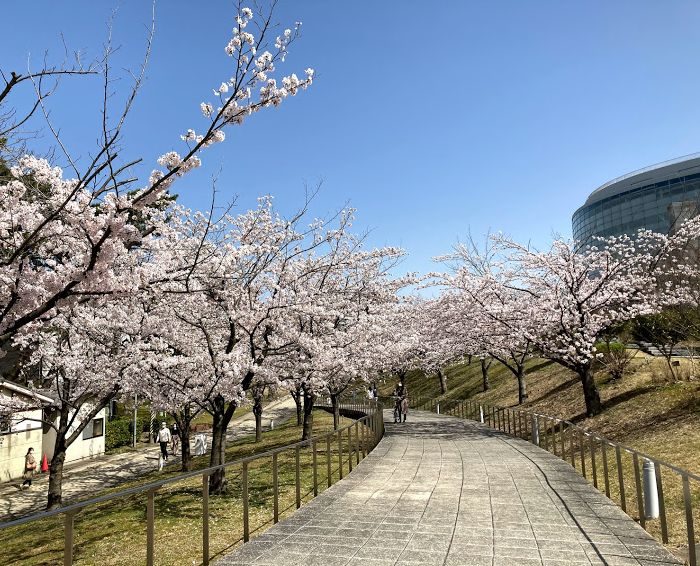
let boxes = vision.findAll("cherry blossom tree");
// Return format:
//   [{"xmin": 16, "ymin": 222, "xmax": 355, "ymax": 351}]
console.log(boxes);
[
  {"xmin": 439, "ymin": 231, "xmax": 676, "ymax": 416},
  {"xmin": 0, "ymin": 1, "xmax": 313, "ymax": 353},
  {"xmin": 0, "ymin": 1, "xmax": 315, "ymax": 504},
  {"xmin": 5, "ymin": 296, "xmax": 149, "ymax": 508}
]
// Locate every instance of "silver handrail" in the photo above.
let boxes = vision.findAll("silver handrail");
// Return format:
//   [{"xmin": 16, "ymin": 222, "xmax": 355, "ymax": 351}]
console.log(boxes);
[
  {"xmin": 0, "ymin": 399, "xmax": 385, "ymax": 566},
  {"xmin": 423, "ymin": 397, "xmax": 697, "ymax": 566}
]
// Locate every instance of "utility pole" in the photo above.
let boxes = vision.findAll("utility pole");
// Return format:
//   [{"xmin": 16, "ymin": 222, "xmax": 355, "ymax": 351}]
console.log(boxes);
[{"xmin": 132, "ymin": 394, "xmax": 138, "ymax": 448}]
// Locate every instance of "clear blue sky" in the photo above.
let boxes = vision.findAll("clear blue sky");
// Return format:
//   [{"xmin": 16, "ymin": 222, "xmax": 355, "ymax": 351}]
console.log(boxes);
[{"xmin": 3, "ymin": 1, "xmax": 700, "ymax": 276}]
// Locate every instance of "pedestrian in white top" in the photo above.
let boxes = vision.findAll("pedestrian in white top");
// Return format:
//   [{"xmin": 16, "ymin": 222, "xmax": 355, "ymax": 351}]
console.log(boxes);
[{"xmin": 157, "ymin": 422, "xmax": 171, "ymax": 464}]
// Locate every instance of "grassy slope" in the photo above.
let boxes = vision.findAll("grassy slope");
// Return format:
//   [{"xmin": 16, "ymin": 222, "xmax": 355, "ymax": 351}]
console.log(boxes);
[
  {"xmin": 378, "ymin": 356, "xmax": 700, "ymax": 553},
  {"xmin": 1, "ymin": 409, "xmax": 364, "ymax": 566},
  {"xmin": 378, "ymin": 355, "xmax": 700, "ymax": 474}
]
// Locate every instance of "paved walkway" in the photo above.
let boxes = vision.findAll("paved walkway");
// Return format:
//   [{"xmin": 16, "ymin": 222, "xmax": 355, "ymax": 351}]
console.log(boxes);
[
  {"xmin": 218, "ymin": 409, "xmax": 680, "ymax": 566},
  {"xmin": 0, "ymin": 397, "xmax": 297, "ymax": 520}
]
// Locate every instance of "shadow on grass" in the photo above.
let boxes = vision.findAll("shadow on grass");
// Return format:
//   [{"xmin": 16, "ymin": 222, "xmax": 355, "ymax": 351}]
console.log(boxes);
[{"xmin": 526, "ymin": 376, "xmax": 580, "ymax": 406}]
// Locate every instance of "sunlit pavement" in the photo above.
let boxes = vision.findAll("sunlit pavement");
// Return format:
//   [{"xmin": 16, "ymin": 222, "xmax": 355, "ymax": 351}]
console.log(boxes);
[{"xmin": 218, "ymin": 409, "xmax": 680, "ymax": 566}]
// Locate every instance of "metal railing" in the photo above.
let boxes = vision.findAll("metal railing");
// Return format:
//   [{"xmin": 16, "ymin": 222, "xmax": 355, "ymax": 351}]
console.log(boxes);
[
  {"xmin": 415, "ymin": 397, "xmax": 698, "ymax": 566},
  {"xmin": 0, "ymin": 400, "xmax": 385, "ymax": 565}
]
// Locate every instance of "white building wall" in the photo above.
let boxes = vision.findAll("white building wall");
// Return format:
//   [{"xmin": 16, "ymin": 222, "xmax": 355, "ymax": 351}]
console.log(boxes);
[
  {"xmin": 43, "ymin": 408, "xmax": 106, "ymax": 464},
  {"xmin": 0, "ymin": 409, "xmax": 44, "ymax": 482}
]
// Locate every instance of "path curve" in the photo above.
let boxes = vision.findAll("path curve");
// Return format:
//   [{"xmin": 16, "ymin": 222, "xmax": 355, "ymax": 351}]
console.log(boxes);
[{"xmin": 218, "ymin": 409, "xmax": 680, "ymax": 566}]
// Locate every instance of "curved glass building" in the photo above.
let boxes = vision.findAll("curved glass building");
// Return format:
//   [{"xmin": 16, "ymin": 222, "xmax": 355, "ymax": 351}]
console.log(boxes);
[{"xmin": 572, "ymin": 154, "xmax": 700, "ymax": 243}]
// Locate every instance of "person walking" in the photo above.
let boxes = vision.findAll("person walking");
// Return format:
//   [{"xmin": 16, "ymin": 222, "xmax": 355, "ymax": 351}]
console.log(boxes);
[
  {"xmin": 21, "ymin": 447, "xmax": 37, "ymax": 489},
  {"xmin": 392, "ymin": 382, "xmax": 407, "ymax": 423},
  {"xmin": 157, "ymin": 421, "xmax": 171, "ymax": 465},
  {"xmin": 170, "ymin": 423, "xmax": 180, "ymax": 456}
]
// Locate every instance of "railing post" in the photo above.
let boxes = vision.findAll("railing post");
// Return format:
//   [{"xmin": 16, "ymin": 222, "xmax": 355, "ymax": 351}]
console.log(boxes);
[
  {"xmin": 355, "ymin": 422, "xmax": 360, "ymax": 465},
  {"xmin": 517, "ymin": 411, "xmax": 522, "ymax": 438},
  {"xmin": 361, "ymin": 419, "xmax": 366, "ymax": 458},
  {"xmin": 559, "ymin": 421, "xmax": 566, "ymax": 461},
  {"xmin": 654, "ymin": 464, "xmax": 669, "ymax": 543},
  {"xmin": 64, "ymin": 511, "xmax": 77, "ymax": 566},
  {"xmin": 543, "ymin": 418, "xmax": 549, "ymax": 451},
  {"xmin": 590, "ymin": 437, "xmax": 598, "ymax": 489},
  {"xmin": 202, "ymin": 474, "xmax": 209, "ymax": 565},
  {"xmin": 479, "ymin": 405, "xmax": 484, "ymax": 424},
  {"xmin": 682, "ymin": 474, "xmax": 696, "ymax": 566},
  {"xmin": 243, "ymin": 461, "xmax": 250, "ymax": 541},
  {"xmin": 338, "ymin": 430, "xmax": 343, "ymax": 480},
  {"xmin": 531, "ymin": 414, "xmax": 539, "ymax": 446},
  {"xmin": 569, "ymin": 427, "xmax": 576, "ymax": 468},
  {"xmin": 580, "ymin": 433, "xmax": 587, "ymax": 478},
  {"xmin": 312, "ymin": 440, "xmax": 318, "ymax": 497},
  {"xmin": 326, "ymin": 435, "xmax": 332, "ymax": 487},
  {"xmin": 273, "ymin": 452, "xmax": 279, "ymax": 523},
  {"xmin": 552, "ymin": 420, "xmax": 558, "ymax": 457},
  {"xmin": 616, "ymin": 445, "xmax": 626, "ymax": 512},
  {"xmin": 601, "ymin": 440, "xmax": 610, "ymax": 498},
  {"xmin": 295, "ymin": 447, "xmax": 301, "ymax": 509},
  {"xmin": 347, "ymin": 427, "xmax": 353, "ymax": 473},
  {"xmin": 633, "ymin": 453, "xmax": 645, "ymax": 529},
  {"xmin": 146, "ymin": 489, "xmax": 156, "ymax": 566}
]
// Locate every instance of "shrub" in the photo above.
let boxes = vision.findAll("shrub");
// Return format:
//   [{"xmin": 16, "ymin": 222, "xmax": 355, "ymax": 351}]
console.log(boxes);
[
  {"xmin": 105, "ymin": 416, "xmax": 143, "ymax": 451},
  {"xmin": 594, "ymin": 340, "xmax": 636, "ymax": 380}
]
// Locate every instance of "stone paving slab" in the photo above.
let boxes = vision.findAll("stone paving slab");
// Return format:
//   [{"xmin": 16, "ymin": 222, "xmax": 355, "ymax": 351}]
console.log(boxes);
[{"xmin": 217, "ymin": 409, "xmax": 681, "ymax": 566}]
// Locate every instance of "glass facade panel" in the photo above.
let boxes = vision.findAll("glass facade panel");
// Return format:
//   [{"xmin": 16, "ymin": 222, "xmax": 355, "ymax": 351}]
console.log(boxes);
[{"xmin": 572, "ymin": 169, "xmax": 700, "ymax": 242}]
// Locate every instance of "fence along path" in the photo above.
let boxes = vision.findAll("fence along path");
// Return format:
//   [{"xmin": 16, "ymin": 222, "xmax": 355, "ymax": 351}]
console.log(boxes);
[
  {"xmin": 217, "ymin": 409, "xmax": 681, "ymax": 566},
  {"xmin": 416, "ymin": 397, "xmax": 699, "ymax": 566},
  {"xmin": 0, "ymin": 400, "xmax": 385, "ymax": 566}
]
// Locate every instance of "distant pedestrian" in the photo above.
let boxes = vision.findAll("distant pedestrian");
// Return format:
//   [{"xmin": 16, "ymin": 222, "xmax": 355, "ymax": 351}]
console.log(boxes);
[
  {"xmin": 372, "ymin": 385, "xmax": 378, "ymax": 400},
  {"xmin": 170, "ymin": 423, "xmax": 180, "ymax": 456},
  {"xmin": 21, "ymin": 447, "xmax": 37, "ymax": 489},
  {"xmin": 157, "ymin": 421, "xmax": 171, "ymax": 465},
  {"xmin": 393, "ymin": 382, "xmax": 408, "ymax": 423}
]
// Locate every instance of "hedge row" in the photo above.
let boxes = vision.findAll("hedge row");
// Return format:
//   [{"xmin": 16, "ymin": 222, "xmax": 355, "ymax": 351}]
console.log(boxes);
[{"xmin": 105, "ymin": 416, "xmax": 145, "ymax": 451}]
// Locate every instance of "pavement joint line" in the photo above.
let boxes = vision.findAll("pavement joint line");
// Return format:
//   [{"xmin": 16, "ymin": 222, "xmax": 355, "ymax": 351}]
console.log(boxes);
[{"xmin": 215, "ymin": 410, "xmax": 682, "ymax": 566}]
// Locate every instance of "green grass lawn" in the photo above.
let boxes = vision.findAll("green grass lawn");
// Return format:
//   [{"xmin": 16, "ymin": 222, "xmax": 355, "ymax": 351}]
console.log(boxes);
[{"xmin": 0, "ymin": 409, "xmax": 373, "ymax": 566}]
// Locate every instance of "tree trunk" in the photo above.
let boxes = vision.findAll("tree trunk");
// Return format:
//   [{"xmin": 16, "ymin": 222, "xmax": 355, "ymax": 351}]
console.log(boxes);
[
  {"xmin": 179, "ymin": 427, "xmax": 192, "ymax": 472},
  {"xmin": 330, "ymin": 393, "xmax": 340, "ymax": 430},
  {"xmin": 301, "ymin": 387, "xmax": 315, "ymax": 440},
  {"xmin": 171, "ymin": 406, "xmax": 195, "ymax": 472},
  {"xmin": 516, "ymin": 365, "xmax": 528, "ymax": 405},
  {"xmin": 208, "ymin": 396, "xmax": 236, "ymax": 494},
  {"xmin": 579, "ymin": 364, "xmax": 603, "ymax": 416},
  {"xmin": 47, "ymin": 436, "xmax": 67, "ymax": 510},
  {"xmin": 481, "ymin": 358, "xmax": 491, "ymax": 391},
  {"xmin": 437, "ymin": 368, "xmax": 447, "ymax": 394},
  {"xmin": 663, "ymin": 351, "xmax": 678, "ymax": 381},
  {"xmin": 291, "ymin": 387, "xmax": 302, "ymax": 426},
  {"xmin": 253, "ymin": 394, "xmax": 263, "ymax": 443}
]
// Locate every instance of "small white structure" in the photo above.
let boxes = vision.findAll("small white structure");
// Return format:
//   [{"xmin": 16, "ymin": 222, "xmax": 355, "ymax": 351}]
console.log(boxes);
[
  {"xmin": 0, "ymin": 381, "xmax": 49, "ymax": 482},
  {"xmin": 0, "ymin": 381, "xmax": 106, "ymax": 482},
  {"xmin": 193, "ymin": 433, "xmax": 207, "ymax": 456}
]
